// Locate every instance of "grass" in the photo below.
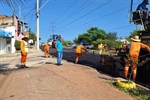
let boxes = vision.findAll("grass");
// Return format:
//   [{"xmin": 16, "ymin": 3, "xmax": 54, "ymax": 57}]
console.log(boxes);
[{"xmin": 108, "ymin": 82, "xmax": 150, "ymax": 100}]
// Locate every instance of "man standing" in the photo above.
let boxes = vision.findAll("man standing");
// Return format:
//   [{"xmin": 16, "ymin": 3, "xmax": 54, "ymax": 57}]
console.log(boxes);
[
  {"xmin": 124, "ymin": 35, "xmax": 150, "ymax": 80},
  {"xmin": 98, "ymin": 42, "xmax": 104, "ymax": 62},
  {"xmin": 42, "ymin": 43, "xmax": 50, "ymax": 58},
  {"xmin": 75, "ymin": 42, "xmax": 88, "ymax": 64},
  {"xmin": 20, "ymin": 35, "xmax": 30, "ymax": 68},
  {"xmin": 55, "ymin": 37, "xmax": 63, "ymax": 65}
]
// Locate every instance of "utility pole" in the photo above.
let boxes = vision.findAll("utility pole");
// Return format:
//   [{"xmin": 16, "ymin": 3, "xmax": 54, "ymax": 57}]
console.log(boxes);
[
  {"xmin": 36, "ymin": 0, "xmax": 49, "ymax": 50},
  {"xmin": 36, "ymin": 0, "xmax": 40, "ymax": 50}
]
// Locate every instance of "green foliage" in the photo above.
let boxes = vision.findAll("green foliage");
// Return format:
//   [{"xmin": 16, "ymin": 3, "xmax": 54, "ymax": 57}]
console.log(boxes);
[
  {"xmin": 73, "ymin": 38, "xmax": 79, "ymax": 43},
  {"xmin": 14, "ymin": 40, "xmax": 21, "ymax": 50},
  {"xmin": 106, "ymin": 32, "xmax": 118, "ymax": 41},
  {"xmin": 28, "ymin": 28, "xmax": 37, "ymax": 41},
  {"xmin": 87, "ymin": 27, "xmax": 107, "ymax": 40},
  {"xmin": 62, "ymin": 40, "xmax": 73, "ymax": 46},
  {"xmin": 74, "ymin": 27, "xmax": 118, "ymax": 49},
  {"xmin": 126, "ymin": 30, "xmax": 141, "ymax": 41},
  {"xmin": 78, "ymin": 33, "xmax": 92, "ymax": 44}
]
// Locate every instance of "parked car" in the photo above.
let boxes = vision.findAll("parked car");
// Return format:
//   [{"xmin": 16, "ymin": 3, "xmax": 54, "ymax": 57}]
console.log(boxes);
[
  {"xmin": 72, "ymin": 44, "xmax": 78, "ymax": 49},
  {"xmin": 66, "ymin": 44, "xmax": 72, "ymax": 47},
  {"xmin": 84, "ymin": 45, "xmax": 94, "ymax": 49}
]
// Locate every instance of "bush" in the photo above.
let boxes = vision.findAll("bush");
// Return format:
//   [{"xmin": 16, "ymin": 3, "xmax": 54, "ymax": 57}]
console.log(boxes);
[{"xmin": 15, "ymin": 40, "xmax": 21, "ymax": 50}]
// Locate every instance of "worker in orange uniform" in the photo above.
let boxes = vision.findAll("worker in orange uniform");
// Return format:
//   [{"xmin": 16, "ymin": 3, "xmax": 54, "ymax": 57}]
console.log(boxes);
[
  {"xmin": 42, "ymin": 43, "xmax": 51, "ymax": 58},
  {"xmin": 20, "ymin": 35, "xmax": 30, "ymax": 68},
  {"xmin": 124, "ymin": 35, "xmax": 150, "ymax": 81},
  {"xmin": 75, "ymin": 42, "xmax": 88, "ymax": 64}
]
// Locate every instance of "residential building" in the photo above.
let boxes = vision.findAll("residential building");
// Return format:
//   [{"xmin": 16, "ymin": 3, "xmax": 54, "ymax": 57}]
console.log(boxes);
[{"xmin": 0, "ymin": 14, "xmax": 28, "ymax": 54}]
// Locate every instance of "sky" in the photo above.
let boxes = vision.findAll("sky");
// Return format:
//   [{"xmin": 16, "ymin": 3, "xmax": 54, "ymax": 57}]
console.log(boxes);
[{"xmin": 0, "ymin": 0, "xmax": 145, "ymax": 43}]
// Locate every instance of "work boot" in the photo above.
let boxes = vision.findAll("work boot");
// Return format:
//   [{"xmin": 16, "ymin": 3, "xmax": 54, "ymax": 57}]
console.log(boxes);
[
  {"xmin": 132, "ymin": 78, "xmax": 136, "ymax": 81},
  {"xmin": 24, "ymin": 65, "xmax": 29, "ymax": 68},
  {"xmin": 124, "ymin": 76, "xmax": 128, "ymax": 80},
  {"xmin": 21, "ymin": 65, "xmax": 25, "ymax": 68}
]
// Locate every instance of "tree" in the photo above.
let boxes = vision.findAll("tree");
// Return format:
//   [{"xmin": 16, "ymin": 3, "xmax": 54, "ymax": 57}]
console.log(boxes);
[
  {"xmin": 28, "ymin": 28, "xmax": 36, "ymax": 41},
  {"xmin": 62, "ymin": 40, "xmax": 73, "ymax": 46},
  {"xmin": 74, "ymin": 27, "xmax": 108, "ymax": 45},
  {"xmin": 106, "ymin": 32, "xmax": 118, "ymax": 41},
  {"xmin": 87, "ymin": 27, "xmax": 107, "ymax": 41},
  {"xmin": 126, "ymin": 30, "xmax": 141, "ymax": 41},
  {"xmin": 78, "ymin": 33, "xmax": 92, "ymax": 44}
]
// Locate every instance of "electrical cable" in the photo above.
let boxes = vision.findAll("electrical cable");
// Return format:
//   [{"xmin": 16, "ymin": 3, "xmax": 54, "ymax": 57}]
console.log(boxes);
[
  {"xmin": 55, "ymin": 0, "xmax": 94, "ymax": 25},
  {"xmin": 27, "ymin": 9, "xmax": 35, "ymax": 24},
  {"xmin": 57, "ymin": 1, "xmax": 140, "ymax": 33},
  {"xmin": 57, "ymin": 0, "xmax": 111, "ymax": 29},
  {"xmin": 54, "ymin": 0, "xmax": 77, "ymax": 22}
]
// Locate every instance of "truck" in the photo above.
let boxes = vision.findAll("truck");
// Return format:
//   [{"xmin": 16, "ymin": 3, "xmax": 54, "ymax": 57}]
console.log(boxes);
[
  {"xmin": 100, "ymin": 0, "xmax": 150, "ymax": 87},
  {"xmin": 47, "ymin": 34, "xmax": 61, "ymax": 48}
]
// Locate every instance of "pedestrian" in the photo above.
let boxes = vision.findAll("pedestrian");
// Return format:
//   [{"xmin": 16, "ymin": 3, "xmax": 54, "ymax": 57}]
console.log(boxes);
[
  {"xmin": 55, "ymin": 37, "xmax": 63, "ymax": 65},
  {"xmin": 20, "ymin": 35, "xmax": 30, "ymax": 68},
  {"xmin": 75, "ymin": 42, "xmax": 88, "ymax": 64},
  {"xmin": 42, "ymin": 43, "xmax": 51, "ymax": 58},
  {"xmin": 98, "ymin": 42, "xmax": 104, "ymax": 62},
  {"xmin": 124, "ymin": 35, "xmax": 150, "ymax": 81}
]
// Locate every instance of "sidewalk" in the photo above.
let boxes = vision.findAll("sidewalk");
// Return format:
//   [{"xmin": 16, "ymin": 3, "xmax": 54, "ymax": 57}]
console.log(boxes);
[
  {"xmin": 0, "ymin": 49, "xmax": 133, "ymax": 100},
  {"xmin": 0, "ymin": 49, "xmax": 57, "ymax": 69}
]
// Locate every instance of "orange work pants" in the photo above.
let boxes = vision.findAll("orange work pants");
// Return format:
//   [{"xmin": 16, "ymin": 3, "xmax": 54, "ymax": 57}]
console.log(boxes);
[
  {"xmin": 124, "ymin": 54, "xmax": 138, "ymax": 79},
  {"xmin": 21, "ymin": 52, "xmax": 28, "ymax": 65},
  {"xmin": 44, "ymin": 49, "xmax": 50, "ymax": 56},
  {"xmin": 75, "ymin": 53, "xmax": 86, "ymax": 64}
]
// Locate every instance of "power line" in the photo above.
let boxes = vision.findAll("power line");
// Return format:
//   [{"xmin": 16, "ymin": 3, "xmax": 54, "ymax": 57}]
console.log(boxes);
[
  {"xmin": 24, "ymin": 8, "xmax": 35, "ymax": 17},
  {"xmin": 54, "ymin": 0, "xmax": 77, "ymax": 22},
  {"xmin": 27, "ymin": 9, "xmax": 35, "ymax": 24},
  {"xmin": 55, "ymin": 0, "xmax": 94, "ymax": 25},
  {"xmin": 57, "ymin": 0, "xmax": 111, "ymax": 29},
  {"xmin": 57, "ymin": 1, "xmax": 140, "ymax": 33}
]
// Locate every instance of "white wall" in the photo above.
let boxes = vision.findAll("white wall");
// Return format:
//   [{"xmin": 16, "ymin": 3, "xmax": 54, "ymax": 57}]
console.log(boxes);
[
  {"xmin": 5, "ymin": 26, "xmax": 16, "ymax": 53},
  {"xmin": 0, "ymin": 26, "xmax": 16, "ymax": 53},
  {"xmin": 0, "ymin": 37, "xmax": 6, "ymax": 54}
]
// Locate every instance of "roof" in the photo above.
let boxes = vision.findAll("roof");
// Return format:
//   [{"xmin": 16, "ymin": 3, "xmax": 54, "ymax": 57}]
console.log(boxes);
[
  {"xmin": 18, "ymin": 20, "xmax": 27, "ymax": 25},
  {"xmin": 0, "ymin": 30, "xmax": 12, "ymax": 38}
]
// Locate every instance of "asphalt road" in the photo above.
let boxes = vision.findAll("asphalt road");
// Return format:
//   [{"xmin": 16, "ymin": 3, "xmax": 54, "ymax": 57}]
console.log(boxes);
[
  {"xmin": 49, "ymin": 48, "xmax": 150, "ymax": 89},
  {"xmin": 50, "ymin": 48, "xmax": 101, "ymax": 70}
]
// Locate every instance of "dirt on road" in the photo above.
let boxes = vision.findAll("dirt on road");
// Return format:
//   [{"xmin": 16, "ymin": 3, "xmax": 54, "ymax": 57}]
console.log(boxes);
[{"xmin": 0, "ymin": 60, "xmax": 133, "ymax": 100}]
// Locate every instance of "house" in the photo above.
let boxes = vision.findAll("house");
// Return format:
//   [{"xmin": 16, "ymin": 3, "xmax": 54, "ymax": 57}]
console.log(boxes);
[
  {"xmin": 0, "ymin": 14, "xmax": 28, "ymax": 54},
  {"xmin": 0, "ymin": 26, "xmax": 15, "ymax": 54}
]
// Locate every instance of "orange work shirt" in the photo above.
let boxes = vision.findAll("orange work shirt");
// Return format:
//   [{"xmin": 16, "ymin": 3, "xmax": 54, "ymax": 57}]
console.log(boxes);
[
  {"xmin": 20, "ymin": 40, "xmax": 28, "ymax": 54},
  {"xmin": 76, "ymin": 45, "xmax": 85, "ymax": 53},
  {"xmin": 42, "ymin": 44, "xmax": 50, "ymax": 51},
  {"xmin": 129, "ymin": 42, "xmax": 150, "ymax": 56}
]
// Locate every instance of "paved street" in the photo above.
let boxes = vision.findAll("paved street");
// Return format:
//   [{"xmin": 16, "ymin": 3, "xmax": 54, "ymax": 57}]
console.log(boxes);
[{"xmin": 0, "ymin": 49, "xmax": 133, "ymax": 100}]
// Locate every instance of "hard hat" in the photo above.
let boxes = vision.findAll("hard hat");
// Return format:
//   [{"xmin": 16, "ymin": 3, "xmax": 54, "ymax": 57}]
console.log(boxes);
[{"xmin": 80, "ymin": 42, "xmax": 83, "ymax": 45}]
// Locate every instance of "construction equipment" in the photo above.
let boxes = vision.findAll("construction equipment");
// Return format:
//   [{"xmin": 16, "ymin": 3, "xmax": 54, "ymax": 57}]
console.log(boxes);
[{"xmin": 100, "ymin": 0, "xmax": 150, "ymax": 86}]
